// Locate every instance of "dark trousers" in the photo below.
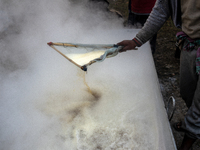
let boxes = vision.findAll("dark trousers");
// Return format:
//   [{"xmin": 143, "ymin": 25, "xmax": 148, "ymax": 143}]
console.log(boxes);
[{"xmin": 180, "ymin": 41, "xmax": 200, "ymax": 139}]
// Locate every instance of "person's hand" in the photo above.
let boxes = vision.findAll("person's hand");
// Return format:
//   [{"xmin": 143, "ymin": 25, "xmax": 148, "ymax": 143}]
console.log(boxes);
[{"xmin": 117, "ymin": 40, "xmax": 137, "ymax": 52}]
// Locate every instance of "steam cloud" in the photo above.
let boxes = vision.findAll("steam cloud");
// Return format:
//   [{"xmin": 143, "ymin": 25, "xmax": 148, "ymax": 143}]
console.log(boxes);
[
  {"xmin": 0, "ymin": 0, "xmax": 176, "ymax": 149},
  {"xmin": 1, "ymin": 0, "xmax": 173, "ymax": 149},
  {"xmin": 0, "ymin": 0, "xmax": 129, "ymax": 149}
]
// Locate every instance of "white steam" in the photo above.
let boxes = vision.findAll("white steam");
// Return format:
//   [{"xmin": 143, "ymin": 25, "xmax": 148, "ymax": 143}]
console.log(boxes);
[
  {"xmin": 0, "ymin": 0, "xmax": 124, "ymax": 149},
  {"xmin": 0, "ymin": 0, "xmax": 175, "ymax": 150}
]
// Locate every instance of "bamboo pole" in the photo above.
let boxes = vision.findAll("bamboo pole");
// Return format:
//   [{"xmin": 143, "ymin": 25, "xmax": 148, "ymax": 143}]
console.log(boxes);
[
  {"xmin": 47, "ymin": 42, "xmax": 114, "ymax": 49},
  {"xmin": 47, "ymin": 42, "xmax": 77, "ymax": 47}
]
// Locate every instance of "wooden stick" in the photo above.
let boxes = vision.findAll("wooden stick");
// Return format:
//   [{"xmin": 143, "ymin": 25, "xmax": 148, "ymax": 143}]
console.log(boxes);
[
  {"xmin": 47, "ymin": 42, "xmax": 114, "ymax": 49},
  {"xmin": 49, "ymin": 45, "xmax": 82, "ymax": 69},
  {"xmin": 47, "ymin": 42, "xmax": 77, "ymax": 47}
]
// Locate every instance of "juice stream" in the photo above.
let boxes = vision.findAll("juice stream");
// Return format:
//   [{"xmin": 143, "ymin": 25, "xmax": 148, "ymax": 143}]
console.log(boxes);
[{"xmin": 83, "ymin": 72, "xmax": 92, "ymax": 94}]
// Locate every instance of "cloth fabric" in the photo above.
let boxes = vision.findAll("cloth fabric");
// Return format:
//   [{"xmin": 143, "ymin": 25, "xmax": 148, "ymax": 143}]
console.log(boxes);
[
  {"xmin": 93, "ymin": 45, "xmax": 122, "ymax": 61},
  {"xmin": 128, "ymin": 0, "xmax": 156, "ymax": 53},
  {"xmin": 176, "ymin": 31, "xmax": 200, "ymax": 74},
  {"xmin": 181, "ymin": 0, "xmax": 200, "ymax": 39},
  {"xmin": 133, "ymin": 0, "xmax": 181, "ymax": 46},
  {"xmin": 129, "ymin": 0, "xmax": 156, "ymax": 14},
  {"xmin": 133, "ymin": 0, "xmax": 200, "ymax": 46},
  {"xmin": 128, "ymin": 12, "xmax": 157, "ymax": 53}
]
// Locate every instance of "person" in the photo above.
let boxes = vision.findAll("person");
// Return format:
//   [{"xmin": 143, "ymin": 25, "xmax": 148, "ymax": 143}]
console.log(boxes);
[
  {"xmin": 127, "ymin": 0, "xmax": 157, "ymax": 54},
  {"xmin": 117, "ymin": 0, "xmax": 200, "ymax": 150}
]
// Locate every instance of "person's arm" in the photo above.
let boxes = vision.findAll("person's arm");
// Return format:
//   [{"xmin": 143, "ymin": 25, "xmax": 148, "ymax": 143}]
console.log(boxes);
[{"xmin": 118, "ymin": 0, "xmax": 171, "ymax": 51}]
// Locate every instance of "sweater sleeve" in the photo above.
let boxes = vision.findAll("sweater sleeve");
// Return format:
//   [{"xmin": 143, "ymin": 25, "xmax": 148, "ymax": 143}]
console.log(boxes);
[{"xmin": 134, "ymin": 0, "xmax": 171, "ymax": 46}]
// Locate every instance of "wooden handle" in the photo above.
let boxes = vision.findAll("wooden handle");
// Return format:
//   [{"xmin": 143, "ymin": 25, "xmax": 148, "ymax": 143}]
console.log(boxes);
[{"xmin": 47, "ymin": 42, "xmax": 77, "ymax": 47}]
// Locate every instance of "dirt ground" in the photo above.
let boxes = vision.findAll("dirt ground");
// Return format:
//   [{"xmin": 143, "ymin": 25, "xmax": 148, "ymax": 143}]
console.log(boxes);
[{"xmin": 105, "ymin": 0, "xmax": 200, "ymax": 149}]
